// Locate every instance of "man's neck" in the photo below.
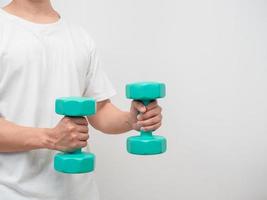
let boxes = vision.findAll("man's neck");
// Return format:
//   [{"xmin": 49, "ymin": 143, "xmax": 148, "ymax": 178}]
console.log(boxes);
[{"xmin": 3, "ymin": 0, "xmax": 60, "ymax": 24}]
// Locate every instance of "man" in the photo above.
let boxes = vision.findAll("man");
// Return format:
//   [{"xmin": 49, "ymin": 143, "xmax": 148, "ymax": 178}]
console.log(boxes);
[{"xmin": 0, "ymin": 0, "xmax": 163, "ymax": 199}]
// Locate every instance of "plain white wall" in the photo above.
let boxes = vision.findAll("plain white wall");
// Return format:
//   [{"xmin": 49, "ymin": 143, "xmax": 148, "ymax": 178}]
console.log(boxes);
[{"xmin": 1, "ymin": 0, "xmax": 267, "ymax": 200}]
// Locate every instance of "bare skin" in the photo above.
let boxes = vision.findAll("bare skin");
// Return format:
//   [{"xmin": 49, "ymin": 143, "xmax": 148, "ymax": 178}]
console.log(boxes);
[
  {"xmin": 0, "ymin": 0, "xmax": 163, "ymax": 153},
  {"xmin": 3, "ymin": 0, "xmax": 60, "ymax": 24}
]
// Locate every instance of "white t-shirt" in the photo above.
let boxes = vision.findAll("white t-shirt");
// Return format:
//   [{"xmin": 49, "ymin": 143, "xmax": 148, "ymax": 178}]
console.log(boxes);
[{"xmin": 0, "ymin": 9, "xmax": 116, "ymax": 200}]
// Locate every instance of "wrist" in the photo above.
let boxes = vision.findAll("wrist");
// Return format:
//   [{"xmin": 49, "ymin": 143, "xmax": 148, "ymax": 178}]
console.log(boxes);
[
  {"xmin": 126, "ymin": 112, "xmax": 135, "ymax": 131},
  {"xmin": 39, "ymin": 128, "xmax": 57, "ymax": 150}
]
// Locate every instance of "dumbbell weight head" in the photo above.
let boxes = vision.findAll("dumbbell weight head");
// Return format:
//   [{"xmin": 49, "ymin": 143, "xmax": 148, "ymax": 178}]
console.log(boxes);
[
  {"xmin": 54, "ymin": 152, "xmax": 95, "ymax": 174},
  {"xmin": 126, "ymin": 134, "xmax": 167, "ymax": 155},
  {"xmin": 126, "ymin": 82, "xmax": 166, "ymax": 101},
  {"xmin": 55, "ymin": 97, "xmax": 96, "ymax": 116}
]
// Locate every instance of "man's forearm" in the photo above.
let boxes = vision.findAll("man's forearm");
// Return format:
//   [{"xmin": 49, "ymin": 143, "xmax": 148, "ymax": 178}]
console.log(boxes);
[
  {"xmin": 0, "ymin": 118, "xmax": 52, "ymax": 153},
  {"xmin": 88, "ymin": 100, "xmax": 133, "ymax": 134}
]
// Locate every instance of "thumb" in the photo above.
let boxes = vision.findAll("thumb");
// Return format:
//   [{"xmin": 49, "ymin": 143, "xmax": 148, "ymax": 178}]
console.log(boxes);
[{"xmin": 132, "ymin": 101, "xmax": 146, "ymax": 113}]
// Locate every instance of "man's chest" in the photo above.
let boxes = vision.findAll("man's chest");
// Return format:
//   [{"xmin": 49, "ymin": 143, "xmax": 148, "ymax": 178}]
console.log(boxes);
[{"xmin": 0, "ymin": 28, "xmax": 89, "ymax": 81}]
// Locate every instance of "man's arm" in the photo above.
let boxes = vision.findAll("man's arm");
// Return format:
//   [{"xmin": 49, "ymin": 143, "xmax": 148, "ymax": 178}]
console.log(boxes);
[
  {"xmin": 0, "ymin": 117, "xmax": 89, "ymax": 153},
  {"xmin": 0, "ymin": 118, "xmax": 50, "ymax": 152},
  {"xmin": 87, "ymin": 100, "xmax": 132, "ymax": 134},
  {"xmin": 88, "ymin": 99, "xmax": 162, "ymax": 134}
]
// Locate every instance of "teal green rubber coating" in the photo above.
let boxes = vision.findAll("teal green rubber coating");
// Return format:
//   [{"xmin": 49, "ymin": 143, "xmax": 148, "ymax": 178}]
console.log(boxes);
[
  {"xmin": 126, "ymin": 82, "xmax": 167, "ymax": 155},
  {"xmin": 55, "ymin": 97, "xmax": 96, "ymax": 117},
  {"xmin": 54, "ymin": 152, "xmax": 95, "ymax": 173},
  {"xmin": 126, "ymin": 82, "xmax": 166, "ymax": 100},
  {"xmin": 54, "ymin": 97, "xmax": 96, "ymax": 174}
]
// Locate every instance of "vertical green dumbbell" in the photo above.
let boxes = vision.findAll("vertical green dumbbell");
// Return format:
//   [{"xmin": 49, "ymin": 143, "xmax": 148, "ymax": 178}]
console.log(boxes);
[
  {"xmin": 54, "ymin": 97, "xmax": 96, "ymax": 174},
  {"xmin": 126, "ymin": 82, "xmax": 167, "ymax": 155}
]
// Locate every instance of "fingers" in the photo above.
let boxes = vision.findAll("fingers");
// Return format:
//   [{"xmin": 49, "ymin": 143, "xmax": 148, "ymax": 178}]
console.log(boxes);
[
  {"xmin": 73, "ymin": 125, "xmax": 89, "ymax": 141},
  {"xmin": 132, "ymin": 101, "xmax": 146, "ymax": 113},
  {"xmin": 135, "ymin": 100, "xmax": 163, "ymax": 131},
  {"xmin": 78, "ymin": 133, "xmax": 89, "ymax": 141},
  {"xmin": 71, "ymin": 141, "xmax": 88, "ymax": 150},
  {"xmin": 79, "ymin": 141, "xmax": 88, "ymax": 148},
  {"xmin": 145, "ymin": 100, "xmax": 158, "ymax": 111},
  {"xmin": 137, "ymin": 114, "xmax": 162, "ymax": 128},
  {"xmin": 132, "ymin": 100, "xmax": 159, "ymax": 114},
  {"xmin": 68, "ymin": 117, "xmax": 88, "ymax": 126},
  {"xmin": 59, "ymin": 139, "xmax": 88, "ymax": 152},
  {"xmin": 77, "ymin": 125, "xmax": 89, "ymax": 133},
  {"xmin": 137, "ymin": 106, "xmax": 162, "ymax": 121},
  {"xmin": 141, "ymin": 122, "xmax": 162, "ymax": 132}
]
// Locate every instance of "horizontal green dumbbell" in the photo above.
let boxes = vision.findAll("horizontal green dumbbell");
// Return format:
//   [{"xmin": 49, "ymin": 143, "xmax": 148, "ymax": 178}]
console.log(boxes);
[
  {"xmin": 126, "ymin": 82, "xmax": 167, "ymax": 155},
  {"xmin": 54, "ymin": 97, "xmax": 96, "ymax": 174}
]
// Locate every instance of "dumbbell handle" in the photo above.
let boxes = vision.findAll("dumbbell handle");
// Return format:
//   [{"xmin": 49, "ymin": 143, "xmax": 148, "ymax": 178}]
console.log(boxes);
[
  {"xmin": 71, "ymin": 149, "xmax": 82, "ymax": 154},
  {"xmin": 139, "ymin": 99, "xmax": 154, "ymax": 137}
]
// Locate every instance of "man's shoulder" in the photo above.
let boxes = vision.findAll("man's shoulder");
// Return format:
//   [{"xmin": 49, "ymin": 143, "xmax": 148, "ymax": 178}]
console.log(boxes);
[
  {"xmin": 63, "ymin": 21, "xmax": 93, "ymax": 41},
  {"xmin": 0, "ymin": 12, "xmax": 17, "ymax": 35},
  {"xmin": 63, "ymin": 21, "xmax": 95, "ymax": 50},
  {"xmin": 0, "ymin": 10, "xmax": 10, "ymax": 26},
  {"xmin": 0, "ymin": 13, "xmax": 7, "ymax": 26},
  {"xmin": 0, "ymin": 16, "xmax": 8, "ymax": 35}
]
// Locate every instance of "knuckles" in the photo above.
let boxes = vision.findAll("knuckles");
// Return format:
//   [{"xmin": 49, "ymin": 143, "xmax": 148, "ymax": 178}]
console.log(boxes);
[
  {"xmin": 70, "ymin": 133, "xmax": 77, "ymax": 141},
  {"xmin": 67, "ymin": 124, "xmax": 76, "ymax": 132},
  {"xmin": 63, "ymin": 117, "xmax": 71, "ymax": 123},
  {"xmin": 81, "ymin": 118, "xmax": 88, "ymax": 126}
]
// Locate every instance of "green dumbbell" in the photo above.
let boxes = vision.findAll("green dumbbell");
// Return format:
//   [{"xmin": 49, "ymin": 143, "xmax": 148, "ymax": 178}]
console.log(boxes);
[
  {"xmin": 54, "ymin": 97, "xmax": 96, "ymax": 174},
  {"xmin": 126, "ymin": 82, "xmax": 167, "ymax": 155}
]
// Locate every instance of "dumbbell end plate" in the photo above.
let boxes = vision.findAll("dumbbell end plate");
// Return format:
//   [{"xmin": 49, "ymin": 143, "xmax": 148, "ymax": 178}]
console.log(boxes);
[
  {"xmin": 126, "ymin": 82, "xmax": 166, "ymax": 100},
  {"xmin": 55, "ymin": 97, "xmax": 96, "ymax": 117},
  {"xmin": 54, "ymin": 152, "xmax": 95, "ymax": 174},
  {"xmin": 127, "ymin": 135, "xmax": 167, "ymax": 155}
]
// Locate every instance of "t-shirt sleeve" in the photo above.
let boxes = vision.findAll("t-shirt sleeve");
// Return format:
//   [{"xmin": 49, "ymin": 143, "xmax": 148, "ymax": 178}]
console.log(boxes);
[{"xmin": 83, "ymin": 40, "xmax": 116, "ymax": 102}]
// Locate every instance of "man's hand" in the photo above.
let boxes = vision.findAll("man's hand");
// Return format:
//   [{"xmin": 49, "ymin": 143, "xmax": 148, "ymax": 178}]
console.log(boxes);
[
  {"xmin": 48, "ymin": 117, "xmax": 89, "ymax": 152},
  {"xmin": 129, "ymin": 100, "xmax": 163, "ymax": 132}
]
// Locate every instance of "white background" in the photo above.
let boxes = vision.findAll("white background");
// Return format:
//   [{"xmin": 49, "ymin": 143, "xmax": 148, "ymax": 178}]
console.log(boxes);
[{"xmin": 1, "ymin": 0, "xmax": 267, "ymax": 200}]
